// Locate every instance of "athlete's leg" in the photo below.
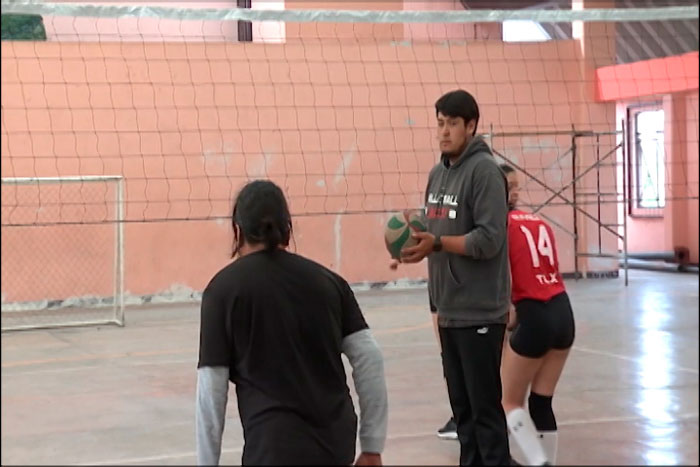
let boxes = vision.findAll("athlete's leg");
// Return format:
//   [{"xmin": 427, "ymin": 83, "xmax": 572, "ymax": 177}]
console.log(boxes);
[
  {"xmin": 529, "ymin": 348, "xmax": 570, "ymax": 465},
  {"xmin": 502, "ymin": 300, "xmax": 551, "ymax": 466},
  {"xmin": 501, "ymin": 341, "xmax": 548, "ymax": 465},
  {"xmin": 528, "ymin": 292, "xmax": 575, "ymax": 465}
]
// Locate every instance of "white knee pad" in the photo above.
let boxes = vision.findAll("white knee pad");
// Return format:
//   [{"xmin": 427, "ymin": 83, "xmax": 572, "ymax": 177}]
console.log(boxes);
[
  {"xmin": 506, "ymin": 408, "xmax": 548, "ymax": 465},
  {"xmin": 538, "ymin": 431, "xmax": 558, "ymax": 465}
]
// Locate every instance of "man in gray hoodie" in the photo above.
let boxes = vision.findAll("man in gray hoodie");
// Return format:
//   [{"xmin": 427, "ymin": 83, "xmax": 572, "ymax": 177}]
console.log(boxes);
[{"xmin": 401, "ymin": 89, "xmax": 511, "ymax": 465}]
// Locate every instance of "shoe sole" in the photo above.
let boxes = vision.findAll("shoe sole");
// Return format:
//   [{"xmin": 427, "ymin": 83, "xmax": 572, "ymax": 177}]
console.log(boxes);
[{"xmin": 436, "ymin": 432, "xmax": 458, "ymax": 440}]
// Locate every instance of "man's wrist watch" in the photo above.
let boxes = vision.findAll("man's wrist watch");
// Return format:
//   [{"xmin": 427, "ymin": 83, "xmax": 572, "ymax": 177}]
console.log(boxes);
[{"xmin": 433, "ymin": 235, "xmax": 443, "ymax": 252}]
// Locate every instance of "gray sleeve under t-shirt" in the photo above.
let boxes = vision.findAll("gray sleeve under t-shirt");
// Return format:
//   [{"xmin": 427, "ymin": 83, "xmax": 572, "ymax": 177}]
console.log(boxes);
[{"xmin": 195, "ymin": 328, "xmax": 387, "ymax": 466}]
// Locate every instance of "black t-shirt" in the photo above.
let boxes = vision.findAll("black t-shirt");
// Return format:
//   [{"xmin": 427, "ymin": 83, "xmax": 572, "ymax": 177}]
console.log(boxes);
[{"xmin": 198, "ymin": 249, "xmax": 369, "ymax": 464}]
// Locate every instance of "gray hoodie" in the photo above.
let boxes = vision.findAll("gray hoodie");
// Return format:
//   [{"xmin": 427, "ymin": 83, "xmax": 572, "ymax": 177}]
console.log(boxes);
[{"xmin": 425, "ymin": 135, "xmax": 510, "ymax": 325}]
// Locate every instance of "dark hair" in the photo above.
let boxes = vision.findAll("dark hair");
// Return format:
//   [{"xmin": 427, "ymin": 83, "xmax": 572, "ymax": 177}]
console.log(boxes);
[
  {"xmin": 435, "ymin": 89, "xmax": 480, "ymax": 136},
  {"xmin": 500, "ymin": 164, "xmax": 515, "ymax": 174},
  {"xmin": 231, "ymin": 180, "xmax": 292, "ymax": 257}
]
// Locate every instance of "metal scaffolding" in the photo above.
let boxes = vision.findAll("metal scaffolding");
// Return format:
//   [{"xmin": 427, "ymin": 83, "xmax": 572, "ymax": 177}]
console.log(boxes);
[{"xmin": 487, "ymin": 126, "xmax": 629, "ymax": 286}]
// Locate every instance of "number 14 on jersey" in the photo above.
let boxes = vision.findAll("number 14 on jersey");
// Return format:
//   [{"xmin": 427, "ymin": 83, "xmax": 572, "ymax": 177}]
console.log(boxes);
[{"xmin": 518, "ymin": 224, "xmax": 560, "ymax": 286}]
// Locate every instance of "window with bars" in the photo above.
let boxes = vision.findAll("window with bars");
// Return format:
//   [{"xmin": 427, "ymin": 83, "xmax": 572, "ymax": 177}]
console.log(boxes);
[{"xmin": 628, "ymin": 104, "xmax": 666, "ymax": 217}]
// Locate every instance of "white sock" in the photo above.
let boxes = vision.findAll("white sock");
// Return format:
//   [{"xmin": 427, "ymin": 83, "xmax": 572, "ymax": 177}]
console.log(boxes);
[
  {"xmin": 538, "ymin": 431, "xmax": 558, "ymax": 465},
  {"xmin": 509, "ymin": 431, "xmax": 526, "ymax": 465},
  {"xmin": 506, "ymin": 408, "xmax": 548, "ymax": 465}
]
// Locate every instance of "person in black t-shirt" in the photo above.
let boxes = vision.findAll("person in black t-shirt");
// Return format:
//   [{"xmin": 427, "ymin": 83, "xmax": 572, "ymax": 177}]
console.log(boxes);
[{"xmin": 196, "ymin": 180, "xmax": 388, "ymax": 466}]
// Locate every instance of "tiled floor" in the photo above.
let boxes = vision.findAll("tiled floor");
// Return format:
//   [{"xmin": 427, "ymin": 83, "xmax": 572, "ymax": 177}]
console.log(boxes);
[{"xmin": 1, "ymin": 269, "xmax": 698, "ymax": 465}]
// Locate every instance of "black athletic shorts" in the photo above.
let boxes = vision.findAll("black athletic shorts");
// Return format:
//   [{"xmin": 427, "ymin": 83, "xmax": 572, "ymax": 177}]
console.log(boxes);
[{"xmin": 509, "ymin": 291, "xmax": 575, "ymax": 358}]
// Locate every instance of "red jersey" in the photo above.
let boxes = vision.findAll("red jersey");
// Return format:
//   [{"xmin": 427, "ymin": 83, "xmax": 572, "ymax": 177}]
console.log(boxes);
[{"xmin": 508, "ymin": 210, "xmax": 566, "ymax": 303}]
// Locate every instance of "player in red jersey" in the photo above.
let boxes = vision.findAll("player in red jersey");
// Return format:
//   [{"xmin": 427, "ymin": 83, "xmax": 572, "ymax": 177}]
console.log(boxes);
[{"xmin": 500, "ymin": 165, "xmax": 575, "ymax": 466}]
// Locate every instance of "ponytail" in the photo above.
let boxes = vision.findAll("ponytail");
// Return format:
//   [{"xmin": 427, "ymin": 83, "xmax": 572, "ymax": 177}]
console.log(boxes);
[{"xmin": 259, "ymin": 216, "xmax": 284, "ymax": 251}]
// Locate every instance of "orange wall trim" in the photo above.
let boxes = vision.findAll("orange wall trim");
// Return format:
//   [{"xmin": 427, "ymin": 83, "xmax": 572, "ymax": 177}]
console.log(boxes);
[{"xmin": 596, "ymin": 52, "xmax": 699, "ymax": 102}]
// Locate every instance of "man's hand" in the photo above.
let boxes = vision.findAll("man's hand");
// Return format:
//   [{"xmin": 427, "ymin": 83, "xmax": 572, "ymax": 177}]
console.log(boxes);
[
  {"xmin": 355, "ymin": 452, "xmax": 382, "ymax": 466},
  {"xmin": 400, "ymin": 231, "xmax": 435, "ymax": 264}
]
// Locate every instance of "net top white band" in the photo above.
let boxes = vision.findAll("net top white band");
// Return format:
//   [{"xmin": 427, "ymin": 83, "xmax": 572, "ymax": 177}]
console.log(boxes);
[
  {"xmin": 1, "ymin": 1, "xmax": 698, "ymax": 24},
  {"xmin": 2, "ymin": 176, "xmax": 124, "ymax": 185}
]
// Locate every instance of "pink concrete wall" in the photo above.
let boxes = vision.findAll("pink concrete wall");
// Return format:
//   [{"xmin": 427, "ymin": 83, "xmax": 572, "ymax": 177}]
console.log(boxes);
[
  {"xmin": 624, "ymin": 215, "xmax": 668, "ymax": 253},
  {"xmin": 685, "ymin": 92, "xmax": 699, "ymax": 263},
  {"xmin": 669, "ymin": 91, "xmax": 700, "ymax": 264},
  {"xmin": 602, "ymin": 54, "xmax": 698, "ymax": 264},
  {"xmin": 613, "ymin": 91, "xmax": 698, "ymax": 264},
  {"xmin": 1, "ymin": 34, "xmax": 618, "ymax": 302}
]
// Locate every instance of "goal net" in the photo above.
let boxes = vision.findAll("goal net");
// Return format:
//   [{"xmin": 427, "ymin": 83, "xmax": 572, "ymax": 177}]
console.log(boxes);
[{"xmin": 1, "ymin": 176, "xmax": 124, "ymax": 330}]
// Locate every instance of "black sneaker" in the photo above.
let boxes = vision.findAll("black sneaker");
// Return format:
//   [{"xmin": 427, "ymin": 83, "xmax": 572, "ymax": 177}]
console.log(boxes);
[{"xmin": 437, "ymin": 417, "xmax": 458, "ymax": 440}]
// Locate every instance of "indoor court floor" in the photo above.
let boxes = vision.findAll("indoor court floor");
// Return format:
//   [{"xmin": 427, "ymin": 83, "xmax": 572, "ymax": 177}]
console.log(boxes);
[{"xmin": 1, "ymin": 269, "xmax": 698, "ymax": 465}]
